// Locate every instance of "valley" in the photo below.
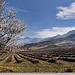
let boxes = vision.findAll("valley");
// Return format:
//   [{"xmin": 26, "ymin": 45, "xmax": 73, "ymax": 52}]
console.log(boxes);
[
  {"xmin": 0, "ymin": 30, "xmax": 75, "ymax": 72},
  {"xmin": 0, "ymin": 47, "xmax": 75, "ymax": 72},
  {"xmin": 1, "ymin": 0, "xmax": 75, "ymax": 73}
]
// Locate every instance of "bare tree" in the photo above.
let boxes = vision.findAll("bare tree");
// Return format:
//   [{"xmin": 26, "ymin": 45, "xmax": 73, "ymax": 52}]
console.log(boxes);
[{"xmin": 0, "ymin": 0, "xmax": 27, "ymax": 52}]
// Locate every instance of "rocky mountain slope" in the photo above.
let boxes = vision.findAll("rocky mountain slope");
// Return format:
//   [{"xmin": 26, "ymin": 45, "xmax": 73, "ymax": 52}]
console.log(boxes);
[{"xmin": 20, "ymin": 30, "xmax": 75, "ymax": 50}]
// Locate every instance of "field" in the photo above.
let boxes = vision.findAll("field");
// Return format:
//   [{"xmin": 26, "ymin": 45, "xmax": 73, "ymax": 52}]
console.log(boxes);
[
  {"xmin": 0, "ymin": 47, "xmax": 75, "ymax": 72},
  {"xmin": 55, "ymin": 41, "xmax": 73, "ymax": 45}
]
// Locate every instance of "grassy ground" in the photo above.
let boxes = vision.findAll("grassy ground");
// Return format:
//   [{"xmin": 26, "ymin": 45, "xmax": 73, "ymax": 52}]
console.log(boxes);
[
  {"xmin": 29, "ymin": 46, "xmax": 45, "ymax": 50},
  {"xmin": 0, "ymin": 53, "xmax": 75, "ymax": 73},
  {"xmin": 55, "ymin": 41, "xmax": 73, "ymax": 45}
]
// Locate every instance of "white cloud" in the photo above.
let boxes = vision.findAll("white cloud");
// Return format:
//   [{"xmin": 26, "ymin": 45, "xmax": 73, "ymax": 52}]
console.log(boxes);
[
  {"xmin": 36, "ymin": 27, "xmax": 75, "ymax": 38},
  {"xmin": 56, "ymin": 2, "xmax": 75, "ymax": 19}
]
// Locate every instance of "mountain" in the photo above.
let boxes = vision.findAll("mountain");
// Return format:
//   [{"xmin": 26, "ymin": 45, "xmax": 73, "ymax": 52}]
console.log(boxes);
[
  {"xmin": 20, "ymin": 32, "xmax": 75, "ymax": 51},
  {"xmin": 42, "ymin": 34, "xmax": 62, "ymax": 41},
  {"xmin": 63, "ymin": 30, "xmax": 75, "ymax": 37},
  {"xmin": 43, "ymin": 30, "xmax": 75, "ymax": 41},
  {"xmin": 19, "ymin": 37, "xmax": 42, "ymax": 44},
  {"xmin": 19, "ymin": 30, "xmax": 75, "ymax": 44}
]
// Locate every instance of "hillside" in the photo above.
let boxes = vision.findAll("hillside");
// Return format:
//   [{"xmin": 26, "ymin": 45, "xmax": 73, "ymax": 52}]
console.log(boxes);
[
  {"xmin": 0, "ymin": 32, "xmax": 75, "ymax": 72},
  {"xmin": 20, "ymin": 32, "xmax": 75, "ymax": 51},
  {"xmin": 19, "ymin": 30, "xmax": 75, "ymax": 45}
]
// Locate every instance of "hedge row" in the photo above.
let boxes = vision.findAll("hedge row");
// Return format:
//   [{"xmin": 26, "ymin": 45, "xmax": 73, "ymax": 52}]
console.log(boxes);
[
  {"xmin": 47, "ymin": 58, "xmax": 57, "ymax": 63},
  {"xmin": 14, "ymin": 55, "xmax": 24, "ymax": 63},
  {"xmin": 5, "ymin": 55, "xmax": 12, "ymax": 63},
  {"xmin": 59, "ymin": 55, "xmax": 75, "ymax": 57},
  {"xmin": 58, "ymin": 57, "xmax": 75, "ymax": 62},
  {"xmin": 17, "ymin": 53, "xmax": 39, "ymax": 64},
  {"xmin": 18, "ymin": 52, "xmax": 53, "ymax": 62},
  {"xmin": 18, "ymin": 52, "xmax": 50, "ymax": 61},
  {"xmin": 0, "ymin": 55, "xmax": 8, "ymax": 62}
]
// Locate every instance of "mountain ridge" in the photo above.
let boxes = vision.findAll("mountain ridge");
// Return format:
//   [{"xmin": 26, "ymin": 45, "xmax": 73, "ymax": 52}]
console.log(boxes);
[{"xmin": 19, "ymin": 30, "xmax": 75, "ymax": 44}]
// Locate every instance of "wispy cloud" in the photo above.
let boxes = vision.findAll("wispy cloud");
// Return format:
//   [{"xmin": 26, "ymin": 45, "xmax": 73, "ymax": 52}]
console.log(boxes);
[
  {"xmin": 36, "ymin": 27, "xmax": 75, "ymax": 38},
  {"xmin": 6, "ymin": 6, "xmax": 30, "ymax": 13},
  {"xmin": 56, "ymin": 2, "xmax": 75, "ymax": 20}
]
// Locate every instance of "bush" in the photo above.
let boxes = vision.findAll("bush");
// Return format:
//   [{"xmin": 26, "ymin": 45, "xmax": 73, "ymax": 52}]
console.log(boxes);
[
  {"xmin": 0, "ymin": 55, "xmax": 8, "ymax": 62},
  {"xmin": 18, "ymin": 53, "xmax": 39, "ymax": 64},
  {"xmin": 58, "ymin": 57, "xmax": 75, "ymax": 62},
  {"xmin": 14, "ymin": 55, "xmax": 24, "ymax": 63},
  {"xmin": 65, "ymin": 68, "xmax": 73, "ymax": 72},
  {"xmin": 38, "ymin": 57, "xmax": 49, "ymax": 61},
  {"xmin": 5, "ymin": 55, "xmax": 12, "ymax": 63},
  {"xmin": 47, "ymin": 58, "xmax": 57, "ymax": 63}
]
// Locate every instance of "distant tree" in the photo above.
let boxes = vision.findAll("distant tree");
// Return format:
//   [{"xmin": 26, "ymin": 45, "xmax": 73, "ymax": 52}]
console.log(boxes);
[{"xmin": 0, "ymin": 0, "xmax": 27, "ymax": 52}]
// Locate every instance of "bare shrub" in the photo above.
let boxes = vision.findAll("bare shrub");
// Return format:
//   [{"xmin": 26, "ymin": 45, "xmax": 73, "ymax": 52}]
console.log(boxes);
[
  {"xmin": 14, "ymin": 54, "xmax": 24, "ymax": 63},
  {"xmin": 0, "ymin": 0, "xmax": 27, "ymax": 52},
  {"xmin": 65, "ymin": 68, "xmax": 73, "ymax": 72},
  {"xmin": 47, "ymin": 58, "xmax": 57, "ymax": 63}
]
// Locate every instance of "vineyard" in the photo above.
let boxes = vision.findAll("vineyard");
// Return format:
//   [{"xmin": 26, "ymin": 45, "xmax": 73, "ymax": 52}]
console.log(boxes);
[
  {"xmin": 0, "ymin": 47, "xmax": 75, "ymax": 72},
  {"xmin": 1, "ymin": 0, "xmax": 75, "ymax": 73}
]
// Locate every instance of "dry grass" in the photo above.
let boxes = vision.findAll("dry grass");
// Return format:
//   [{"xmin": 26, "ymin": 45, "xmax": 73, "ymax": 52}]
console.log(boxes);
[
  {"xmin": 0, "ymin": 52, "xmax": 75, "ymax": 73},
  {"xmin": 0, "ymin": 53, "xmax": 74, "ymax": 72}
]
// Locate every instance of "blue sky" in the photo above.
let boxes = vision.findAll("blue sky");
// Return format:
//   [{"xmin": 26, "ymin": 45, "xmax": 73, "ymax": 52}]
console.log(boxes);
[{"xmin": 7, "ymin": 0, "xmax": 75, "ymax": 38}]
